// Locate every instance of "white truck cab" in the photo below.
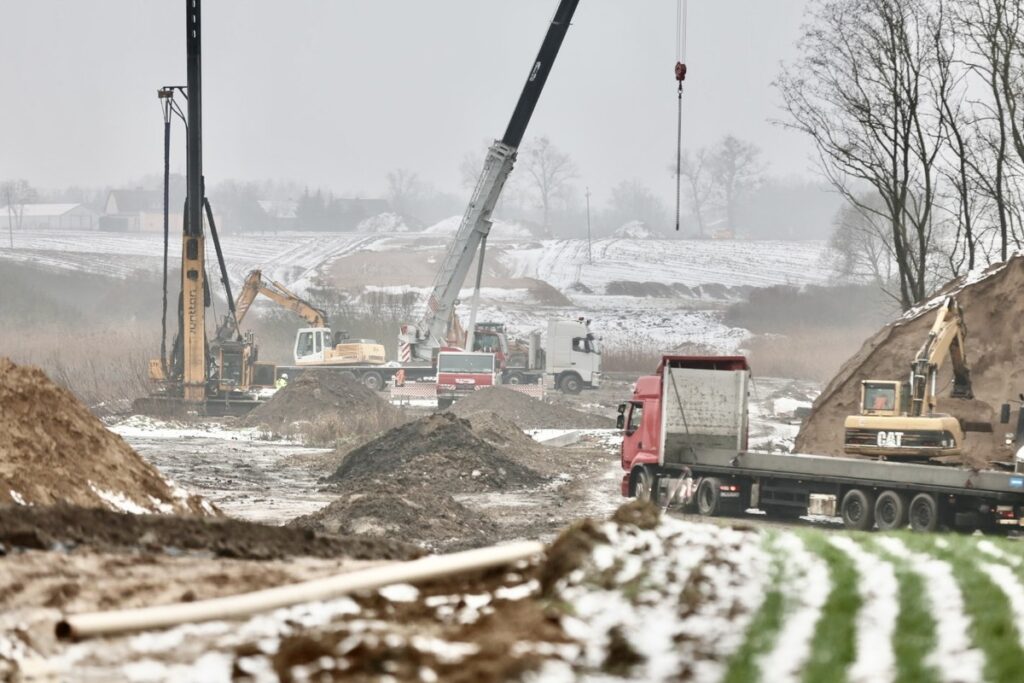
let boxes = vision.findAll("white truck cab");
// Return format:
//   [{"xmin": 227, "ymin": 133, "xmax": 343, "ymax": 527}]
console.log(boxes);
[{"xmin": 545, "ymin": 318, "xmax": 601, "ymax": 394}]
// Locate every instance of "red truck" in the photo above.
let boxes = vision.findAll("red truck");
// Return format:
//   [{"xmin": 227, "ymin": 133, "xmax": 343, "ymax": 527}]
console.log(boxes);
[
  {"xmin": 436, "ymin": 351, "xmax": 498, "ymax": 409},
  {"xmin": 620, "ymin": 355, "xmax": 1024, "ymax": 533}
]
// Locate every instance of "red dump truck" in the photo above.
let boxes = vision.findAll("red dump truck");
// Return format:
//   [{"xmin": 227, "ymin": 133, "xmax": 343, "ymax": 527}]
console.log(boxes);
[{"xmin": 619, "ymin": 355, "xmax": 1024, "ymax": 533}]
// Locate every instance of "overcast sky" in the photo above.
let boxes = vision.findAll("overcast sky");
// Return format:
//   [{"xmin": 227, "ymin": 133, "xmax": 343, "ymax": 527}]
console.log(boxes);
[{"xmin": 0, "ymin": 1, "xmax": 814, "ymax": 202}]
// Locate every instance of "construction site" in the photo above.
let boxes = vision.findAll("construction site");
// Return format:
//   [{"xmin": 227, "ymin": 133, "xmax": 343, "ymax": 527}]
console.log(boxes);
[{"xmin": 9, "ymin": 1, "xmax": 1024, "ymax": 681}]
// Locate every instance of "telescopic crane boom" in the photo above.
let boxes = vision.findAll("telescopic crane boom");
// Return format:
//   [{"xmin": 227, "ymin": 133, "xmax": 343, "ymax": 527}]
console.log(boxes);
[{"xmin": 399, "ymin": 0, "xmax": 581, "ymax": 362}]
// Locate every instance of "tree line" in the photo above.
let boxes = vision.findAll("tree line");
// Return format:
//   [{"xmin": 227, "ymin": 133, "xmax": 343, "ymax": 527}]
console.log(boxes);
[{"xmin": 779, "ymin": 0, "xmax": 1024, "ymax": 310}]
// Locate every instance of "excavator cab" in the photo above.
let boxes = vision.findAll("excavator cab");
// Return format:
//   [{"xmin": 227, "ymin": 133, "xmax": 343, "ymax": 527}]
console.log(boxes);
[{"xmin": 859, "ymin": 381, "xmax": 909, "ymax": 417}]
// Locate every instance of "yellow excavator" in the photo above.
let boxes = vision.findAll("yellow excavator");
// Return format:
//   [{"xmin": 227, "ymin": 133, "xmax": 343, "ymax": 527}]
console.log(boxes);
[
  {"xmin": 843, "ymin": 296, "xmax": 974, "ymax": 459},
  {"xmin": 217, "ymin": 270, "xmax": 386, "ymax": 367}
]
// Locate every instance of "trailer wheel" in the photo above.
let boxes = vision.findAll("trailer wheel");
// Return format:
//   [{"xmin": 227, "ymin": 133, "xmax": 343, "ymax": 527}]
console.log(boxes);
[
  {"xmin": 631, "ymin": 466, "xmax": 660, "ymax": 505},
  {"xmin": 696, "ymin": 477, "xmax": 723, "ymax": 516},
  {"xmin": 840, "ymin": 488, "xmax": 876, "ymax": 531},
  {"xmin": 909, "ymin": 493, "xmax": 940, "ymax": 532},
  {"xmin": 361, "ymin": 371, "xmax": 383, "ymax": 392},
  {"xmin": 874, "ymin": 490, "xmax": 909, "ymax": 531},
  {"xmin": 559, "ymin": 373, "xmax": 583, "ymax": 395}
]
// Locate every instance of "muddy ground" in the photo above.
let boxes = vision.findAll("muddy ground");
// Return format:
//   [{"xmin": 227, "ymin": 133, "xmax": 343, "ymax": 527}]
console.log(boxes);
[{"xmin": 0, "ymin": 374, "xmax": 821, "ymax": 680}]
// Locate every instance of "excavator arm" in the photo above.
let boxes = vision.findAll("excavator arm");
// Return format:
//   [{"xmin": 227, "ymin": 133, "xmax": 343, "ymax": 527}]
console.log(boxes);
[
  {"xmin": 910, "ymin": 296, "xmax": 973, "ymax": 416},
  {"xmin": 216, "ymin": 269, "xmax": 329, "ymax": 341}
]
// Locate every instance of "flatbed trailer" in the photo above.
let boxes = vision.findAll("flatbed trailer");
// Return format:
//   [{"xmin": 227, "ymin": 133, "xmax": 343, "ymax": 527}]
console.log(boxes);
[
  {"xmin": 274, "ymin": 363, "xmax": 436, "ymax": 392},
  {"xmin": 620, "ymin": 356, "xmax": 1024, "ymax": 533}
]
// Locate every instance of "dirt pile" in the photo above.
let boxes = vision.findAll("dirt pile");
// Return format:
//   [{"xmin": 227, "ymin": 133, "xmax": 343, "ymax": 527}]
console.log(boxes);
[
  {"xmin": 328, "ymin": 412, "xmax": 546, "ymax": 493},
  {"xmin": 0, "ymin": 504, "xmax": 419, "ymax": 560},
  {"xmin": 244, "ymin": 370, "xmax": 404, "ymax": 443},
  {"xmin": 451, "ymin": 386, "xmax": 615, "ymax": 429},
  {"xmin": 305, "ymin": 413, "xmax": 547, "ymax": 551},
  {"xmin": 0, "ymin": 358, "xmax": 208, "ymax": 514},
  {"xmin": 289, "ymin": 486, "xmax": 499, "ymax": 552},
  {"xmin": 796, "ymin": 256, "xmax": 1024, "ymax": 464}
]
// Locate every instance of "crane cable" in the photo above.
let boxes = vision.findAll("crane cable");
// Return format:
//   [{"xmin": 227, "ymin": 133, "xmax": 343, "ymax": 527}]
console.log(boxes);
[{"xmin": 675, "ymin": 0, "xmax": 688, "ymax": 232}]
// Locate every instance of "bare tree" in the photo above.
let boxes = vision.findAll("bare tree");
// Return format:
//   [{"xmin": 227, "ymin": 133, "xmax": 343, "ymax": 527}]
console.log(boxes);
[
  {"xmin": 677, "ymin": 148, "xmax": 715, "ymax": 237},
  {"xmin": 385, "ymin": 169, "xmax": 424, "ymax": 219},
  {"xmin": 777, "ymin": 0, "xmax": 948, "ymax": 310},
  {"xmin": 522, "ymin": 136, "xmax": 577, "ymax": 235},
  {"xmin": 1, "ymin": 179, "xmax": 36, "ymax": 248},
  {"xmin": 604, "ymin": 180, "xmax": 670, "ymax": 235},
  {"xmin": 830, "ymin": 197, "xmax": 900, "ymax": 292},
  {"xmin": 708, "ymin": 136, "xmax": 764, "ymax": 232}
]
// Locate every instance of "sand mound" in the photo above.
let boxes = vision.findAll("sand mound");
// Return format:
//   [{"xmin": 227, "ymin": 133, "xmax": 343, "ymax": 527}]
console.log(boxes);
[
  {"xmin": 289, "ymin": 486, "xmax": 499, "ymax": 552},
  {"xmin": 327, "ymin": 412, "xmax": 545, "ymax": 494},
  {"xmin": 796, "ymin": 257, "xmax": 1024, "ymax": 465},
  {"xmin": 0, "ymin": 358, "xmax": 208, "ymax": 514},
  {"xmin": 451, "ymin": 387, "xmax": 615, "ymax": 429},
  {"xmin": 244, "ymin": 370, "xmax": 403, "ymax": 438}
]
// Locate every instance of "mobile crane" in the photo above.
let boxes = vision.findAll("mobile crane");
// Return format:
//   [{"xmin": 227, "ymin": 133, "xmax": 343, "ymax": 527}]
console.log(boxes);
[
  {"xmin": 396, "ymin": 0, "xmax": 601, "ymax": 393},
  {"xmin": 843, "ymin": 296, "xmax": 974, "ymax": 459}
]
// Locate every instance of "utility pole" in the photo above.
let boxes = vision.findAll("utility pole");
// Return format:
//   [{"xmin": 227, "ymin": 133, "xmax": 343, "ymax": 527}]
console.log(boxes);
[{"xmin": 585, "ymin": 187, "xmax": 593, "ymax": 264}]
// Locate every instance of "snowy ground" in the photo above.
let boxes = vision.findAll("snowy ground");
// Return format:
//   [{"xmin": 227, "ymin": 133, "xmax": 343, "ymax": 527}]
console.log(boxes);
[
  {"xmin": 17, "ymin": 516, "xmax": 1024, "ymax": 682},
  {"xmin": 0, "ymin": 228, "xmax": 837, "ymax": 354}
]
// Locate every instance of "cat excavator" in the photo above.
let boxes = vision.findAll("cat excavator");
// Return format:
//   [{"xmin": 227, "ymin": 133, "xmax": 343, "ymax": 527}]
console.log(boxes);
[{"xmin": 843, "ymin": 296, "xmax": 974, "ymax": 459}]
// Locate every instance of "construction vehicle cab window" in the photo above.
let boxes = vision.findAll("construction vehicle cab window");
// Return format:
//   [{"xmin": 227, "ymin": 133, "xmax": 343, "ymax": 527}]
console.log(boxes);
[{"xmin": 864, "ymin": 382, "xmax": 897, "ymax": 413}]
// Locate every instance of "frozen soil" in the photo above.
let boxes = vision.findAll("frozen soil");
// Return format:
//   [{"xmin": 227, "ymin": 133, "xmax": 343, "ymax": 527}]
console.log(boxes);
[
  {"xmin": 0, "ymin": 358, "xmax": 209, "ymax": 514},
  {"xmin": 0, "ymin": 504, "xmax": 419, "ymax": 561},
  {"xmin": 451, "ymin": 386, "xmax": 616, "ymax": 429},
  {"xmin": 244, "ymin": 370, "xmax": 405, "ymax": 443},
  {"xmin": 327, "ymin": 412, "xmax": 547, "ymax": 494},
  {"xmin": 22, "ymin": 503, "xmax": 771, "ymax": 682}
]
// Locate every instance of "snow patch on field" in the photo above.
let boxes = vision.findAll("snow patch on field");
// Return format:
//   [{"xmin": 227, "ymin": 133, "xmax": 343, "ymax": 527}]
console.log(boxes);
[
  {"xmin": 759, "ymin": 534, "xmax": 830, "ymax": 682},
  {"xmin": 830, "ymin": 536, "xmax": 898, "ymax": 683},
  {"xmin": 874, "ymin": 536, "xmax": 985, "ymax": 683},
  {"xmin": 553, "ymin": 518, "xmax": 768, "ymax": 681},
  {"xmin": 979, "ymin": 562, "xmax": 1024, "ymax": 650},
  {"xmin": 501, "ymin": 238, "xmax": 833, "ymax": 291}
]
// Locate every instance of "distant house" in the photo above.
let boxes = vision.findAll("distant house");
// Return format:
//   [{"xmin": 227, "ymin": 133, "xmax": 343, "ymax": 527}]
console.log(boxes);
[
  {"xmin": 0, "ymin": 203, "xmax": 99, "ymax": 230},
  {"xmin": 101, "ymin": 189, "xmax": 187, "ymax": 232}
]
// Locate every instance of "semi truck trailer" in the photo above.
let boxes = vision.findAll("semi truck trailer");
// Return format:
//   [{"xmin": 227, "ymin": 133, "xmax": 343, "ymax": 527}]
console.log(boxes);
[{"xmin": 620, "ymin": 355, "xmax": 1024, "ymax": 533}]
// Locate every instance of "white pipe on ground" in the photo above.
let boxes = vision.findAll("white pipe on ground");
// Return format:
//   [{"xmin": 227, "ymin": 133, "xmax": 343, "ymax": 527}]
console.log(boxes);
[{"xmin": 57, "ymin": 540, "xmax": 544, "ymax": 640}]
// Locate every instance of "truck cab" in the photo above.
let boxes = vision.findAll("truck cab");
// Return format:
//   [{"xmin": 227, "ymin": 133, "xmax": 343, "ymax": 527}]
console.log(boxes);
[
  {"xmin": 620, "ymin": 355, "xmax": 750, "ymax": 499},
  {"xmin": 436, "ymin": 351, "xmax": 498, "ymax": 408},
  {"xmin": 546, "ymin": 318, "xmax": 601, "ymax": 394}
]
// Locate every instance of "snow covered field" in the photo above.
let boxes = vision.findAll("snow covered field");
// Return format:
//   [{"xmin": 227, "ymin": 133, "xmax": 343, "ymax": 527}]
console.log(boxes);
[
  {"xmin": 501, "ymin": 237, "xmax": 834, "ymax": 291},
  {"xmin": 29, "ymin": 513, "xmax": 1024, "ymax": 683},
  {"xmin": 0, "ymin": 226, "xmax": 838, "ymax": 353}
]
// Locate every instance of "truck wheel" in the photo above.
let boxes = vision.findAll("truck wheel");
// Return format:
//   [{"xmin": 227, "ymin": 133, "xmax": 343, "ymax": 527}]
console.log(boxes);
[
  {"xmin": 336, "ymin": 370, "xmax": 357, "ymax": 383},
  {"xmin": 559, "ymin": 373, "xmax": 583, "ymax": 394},
  {"xmin": 874, "ymin": 490, "xmax": 909, "ymax": 531},
  {"xmin": 437, "ymin": 398, "xmax": 454, "ymax": 410},
  {"xmin": 840, "ymin": 488, "xmax": 876, "ymax": 531},
  {"xmin": 361, "ymin": 371, "xmax": 383, "ymax": 392},
  {"xmin": 631, "ymin": 466, "xmax": 660, "ymax": 505},
  {"xmin": 507, "ymin": 372, "xmax": 525, "ymax": 385},
  {"xmin": 909, "ymin": 493, "xmax": 940, "ymax": 532},
  {"xmin": 696, "ymin": 477, "xmax": 722, "ymax": 516}
]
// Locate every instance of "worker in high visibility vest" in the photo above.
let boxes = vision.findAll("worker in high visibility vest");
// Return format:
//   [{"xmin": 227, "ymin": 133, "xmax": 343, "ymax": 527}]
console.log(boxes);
[{"xmin": 275, "ymin": 373, "xmax": 288, "ymax": 390}]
